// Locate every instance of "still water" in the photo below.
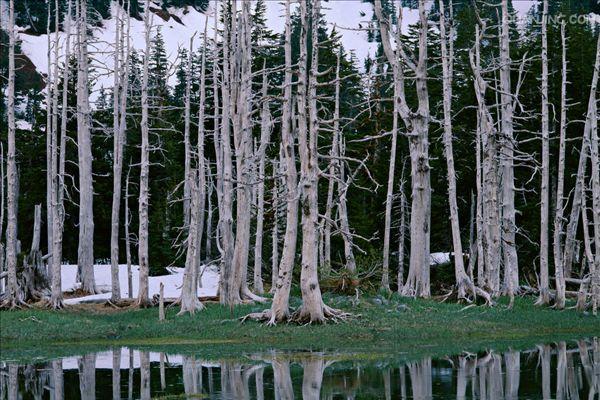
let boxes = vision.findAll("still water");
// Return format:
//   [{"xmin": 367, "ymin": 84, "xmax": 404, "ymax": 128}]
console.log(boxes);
[{"xmin": 1, "ymin": 339, "xmax": 598, "ymax": 399}]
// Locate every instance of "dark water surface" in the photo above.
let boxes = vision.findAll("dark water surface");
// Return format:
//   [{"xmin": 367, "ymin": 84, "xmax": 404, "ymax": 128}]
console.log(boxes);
[{"xmin": 1, "ymin": 339, "xmax": 598, "ymax": 399}]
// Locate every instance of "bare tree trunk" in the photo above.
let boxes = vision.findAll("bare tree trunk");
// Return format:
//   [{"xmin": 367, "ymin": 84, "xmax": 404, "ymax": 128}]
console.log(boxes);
[
  {"xmin": 231, "ymin": 0, "xmax": 263, "ymax": 303},
  {"xmin": 439, "ymin": 0, "xmax": 474, "ymax": 299},
  {"xmin": 552, "ymin": 20, "xmax": 568, "ymax": 309},
  {"xmin": 268, "ymin": 0, "xmax": 298, "ymax": 322},
  {"xmin": 217, "ymin": 0, "xmax": 237, "ymax": 306},
  {"xmin": 253, "ymin": 66, "xmax": 272, "ymax": 295},
  {"xmin": 334, "ymin": 51, "xmax": 357, "ymax": 274},
  {"xmin": 378, "ymin": 11, "xmax": 400, "ymax": 293},
  {"xmin": 136, "ymin": 0, "xmax": 152, "ymax": 307},
  {"xmin": 295, "ymin": 0, "xmax": 326, "ymax": 322},
  {"xmin": 499, "ymin": 0, "xmax": 518, "ymax": 303},
  {"xmin": 374, "ymin": 0, "xmax": 431, "ymax": 297},
  {"xmin": 179, "ymin": 167, "xmax": 204, "ymax": 315},
  {"xmin": 270, "ymin": 158, "xmax": 280, "ymax": 293},
  {"xmin": 205, "ymin": 165, "xmax": 213, "ymax": 261},
  {"xmin": 537, "ymin": 0, "xmax": 551, "ymax": 305},
  {"xmin": 50, "ymin": 0, "xmax": 72, "ymax": 309},
  {"xmin": 124, "ymin": 167, "xmax": 133, "ymax": 297},
  {"xmin": 404, "ymin": 2, "xmax": 431, "ymax": 298},
  {"xmin": 110, "ymin": 1, "xmax": 130, "ymax": 303},
  {"xmin": 46, "ymin": 0, "xmax": 55, "ymax": 266},
  {"xmin": 195, "ymin": 24, "xmax": 208, "ymax": 290},
  {"xmin": 76, "ymin": 0, "xmax": 96, "ymax": 295},
  {"xmin": 397, "ymin": 167, "xmax": 407, "ymax": 292},
  {"xmin": 587, "ymin": 35, "xmax": 600, "ymax": 316},
  {"xmin": 1, "ymin": 0, "xmax": 22, "ymax": 308},
  {"xmin": 179, "ymin": 26, "xmax": 208, "ymax": 315},
  {"xmin": 182, "ymin": 34, "xmax": 194, "ymax": 228},
  {"xmin": 470, "ymin": 22, "xmax": 501, "ymax": 296}
]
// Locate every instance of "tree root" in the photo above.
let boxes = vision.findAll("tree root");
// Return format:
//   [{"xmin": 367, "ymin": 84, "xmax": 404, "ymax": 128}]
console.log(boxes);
[
  {"xmin": 290, "ymin": 303, "xmax": 354, "ymax": 324},
  {"xmin": 177, "ymin": 300, "xmax": 205, "ymax": 316},
  {"xmin": 0, "ymin": 296, "xmax": 29, "ymax": 310}
]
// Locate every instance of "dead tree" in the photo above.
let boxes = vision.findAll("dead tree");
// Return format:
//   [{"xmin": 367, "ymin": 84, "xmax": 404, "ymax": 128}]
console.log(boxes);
[
  {"xmin": 334, "ymin": 49, "xmax": 357, "ymax": 274},
  {"xmin": 246, "ymin": 0, "xmax": 299, "ymax": 323},
  {"xmin": 537, "ymin": 0, "xmax": 551, "ymax": 305},
  {"xmin": 499, "ymin": 0, "xmax": 519, "ymax": 302},
  {"xmin": 439, "ymin": 0, "xmax": 480, "ymax": 300},
  {"xmin": 76, "ymin": 0, "xmax": 96, "ymax": 294},
  {"xmin": 136, "ymin": 0, "xmax": 152, "ymax": 307},
  {"xmin": 470, "ymin": 20, "xmax": 501, "ymax": 296},
  {"xmin": 375, "ymin": 0, "xmax": 432, "ymax": 297},
  {"xmin": 253, "ymin": 66, "xmax": 272, "ymax": 295},
  {"xmin": 49, "ymin": 0, "xmax": 73, "ymax": 309},
  {"xmin": 110, "ymin": 0, "xmax": 131, "ymax": 303},
  {"xmin": 292, "ymin": 0, "xmax": 348, "ymax": 323},
  {"xmin": 551, "ymin": 20, "xmax": 568, "ymax": 309},
  {"xmin": 0, "ymin": 0, "xmax": 23, "ymax": 309}
]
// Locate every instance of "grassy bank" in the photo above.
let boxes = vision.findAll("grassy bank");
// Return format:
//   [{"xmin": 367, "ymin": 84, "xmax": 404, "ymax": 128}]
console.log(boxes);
[{"xmin": 1, "ymin": 295, "xmax": 598, "ymax": 362}]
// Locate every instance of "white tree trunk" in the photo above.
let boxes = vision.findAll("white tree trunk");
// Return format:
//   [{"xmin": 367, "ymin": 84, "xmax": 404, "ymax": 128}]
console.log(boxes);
[
  {"xmin": 268, "ymin": 0, "xmax": 299, "ymax": 322},
  {"xmin": 50, "ymin": 0, "xmax": 72, "ymax": 309},
  {"xmin": 76, "ymin": 0, "xmax": 96, "ymax": 295},
  {"xmin": 217, "ymin": 0, "xmax": 237, "ymax": 306},
  {"xmin": 110, "ymin": 1, "xmax": 130, "ymax": 303},
  {"xmin": 537, "ymin": 0, "xmax": 551, "ymax": 305},
  {"xmin": 253, "ymin": 67, "xmax": 272, "ymax": 294},
  {"xmin": 270, "ymin": 158, "xmax": 280, "ymax": 293},
  {"xmin": 552, "ymin": 20, "xmax": 568, "ymax": 309},
  {"xmin": 439, "ymin": 0, "xmax": 474, "ymax": 299},
  {"xmin": 375, "ymin": 0, "xmax": 431, "ymax": 298},
  {"xmin": 2, "ymin": 0, "xmax": 20, "ymax": 307},
  {"xmin": 499, "ymin": 0, "xmax": 518, "ymax": 302},
  {"xmin": 136, "ymin": 0, "xmax": 152, "ymax": 307}
]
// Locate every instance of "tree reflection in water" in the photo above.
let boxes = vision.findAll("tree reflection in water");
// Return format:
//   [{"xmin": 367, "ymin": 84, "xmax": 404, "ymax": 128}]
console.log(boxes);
[{"xmin": 1, "ymin": 338, "xmax": 599, "ymax": 399}]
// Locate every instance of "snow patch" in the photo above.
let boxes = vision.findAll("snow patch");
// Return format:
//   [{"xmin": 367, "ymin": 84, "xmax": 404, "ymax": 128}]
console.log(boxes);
[{"xmin": 62, "ymin": 264, "xmax": 218, "ymax": 305}]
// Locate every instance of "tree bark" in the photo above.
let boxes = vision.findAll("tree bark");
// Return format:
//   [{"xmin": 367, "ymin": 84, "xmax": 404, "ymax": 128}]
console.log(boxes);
[
  {"xmin": 136, "ymin": 0, "xmax": 152, "ymax": 307},
  {"xmin": 552, "ymin": 20, "xmax": 568, "ymax": 309},
  {"xmin": 499, "ymin": 0, "xmax": 519, "ymax": 302},
  {"xmin": 439, "ymin": 0, "xmax": 474, "ymax": 299},
  {"xmin": 253, "ymin": 66, "xmax": 272, "ymax": 294},
  {"xmin": 110, "ymin": 1, "xmax": 130, "ymax": 302},
  {"xmin": 537, "ymin": 0, "xmax": 551, "ymax": 305},
  {"xmin": 2, "ymin": 0, "xmax": 22, "ymax": 308},
  {"xmin": 268, "ymin": 0, "xmax": 298, "ymax": 322},
  {"xmin": 76, "ymin": 0, "xmax": 96, "ymax": 295}
]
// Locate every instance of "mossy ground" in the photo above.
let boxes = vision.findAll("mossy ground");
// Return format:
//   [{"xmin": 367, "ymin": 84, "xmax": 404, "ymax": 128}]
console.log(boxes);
[{"xmin": 1, "ymin": 294, "xmax": 598, "ymax": 363}]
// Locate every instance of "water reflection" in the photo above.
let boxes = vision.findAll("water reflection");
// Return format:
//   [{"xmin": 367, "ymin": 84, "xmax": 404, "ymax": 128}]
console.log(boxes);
[{"xmin": 1, "ymin": 339, "xmax": 598, "ymax": 399}]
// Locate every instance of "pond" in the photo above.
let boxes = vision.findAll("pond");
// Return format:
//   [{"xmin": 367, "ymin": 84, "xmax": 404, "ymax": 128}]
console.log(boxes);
[{"xmin": 1, "ymin": 338, "xmax": 598, "ymax": 399}]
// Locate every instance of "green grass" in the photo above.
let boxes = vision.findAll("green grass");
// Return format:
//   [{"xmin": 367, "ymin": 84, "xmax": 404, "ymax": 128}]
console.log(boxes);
[{"xmin": 1, "ymin": 295, "xmax": 598, "ymax": 363}]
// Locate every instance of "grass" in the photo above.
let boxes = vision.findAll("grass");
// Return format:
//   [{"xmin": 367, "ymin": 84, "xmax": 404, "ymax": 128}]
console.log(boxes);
[{"xmin": 1, "ymin": 294, "xmax": 598, "ymax": 363}]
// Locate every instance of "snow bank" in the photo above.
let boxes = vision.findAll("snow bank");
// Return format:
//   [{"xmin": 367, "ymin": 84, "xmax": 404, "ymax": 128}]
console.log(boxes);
[{"xmin": 62, "ymin": 264, "xmax": 218, "ymax": 305}]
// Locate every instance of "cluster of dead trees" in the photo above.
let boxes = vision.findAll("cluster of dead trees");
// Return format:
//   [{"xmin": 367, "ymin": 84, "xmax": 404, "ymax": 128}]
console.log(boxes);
[{"xmin": 1, "ymin": 0, "xmax": 599, "ymax": 317}]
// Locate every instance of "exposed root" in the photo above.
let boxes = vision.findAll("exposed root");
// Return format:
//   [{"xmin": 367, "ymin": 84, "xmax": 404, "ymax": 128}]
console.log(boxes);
[
  {"xmin": 176, "ymin": 301, "xmax": 205, "ymax": 316},
  {"xmin": 241, "ymin": 287, "xmax": 268, "ymax": 303},
  {"xmin": 290, "ymin": 303, "xmax": 354, "ymax": 324},
  {"xmin": 0, "ymin": 297, "xmax": 29, "ymax": 310},
  {"xmin": 240, "ymin": 309, "xmax": 273, "ymax": 323}
]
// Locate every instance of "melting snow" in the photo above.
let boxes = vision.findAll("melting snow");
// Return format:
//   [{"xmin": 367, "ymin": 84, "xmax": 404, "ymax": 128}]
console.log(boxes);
[{"xmin": 62, "ymin": 264, "xmax": 218, "ymax": 305}]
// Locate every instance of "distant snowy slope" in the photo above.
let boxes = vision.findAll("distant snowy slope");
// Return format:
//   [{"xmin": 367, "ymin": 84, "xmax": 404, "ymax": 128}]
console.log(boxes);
[{"xmin": 3, "ymin": 0, "xmax": 546, "ymax": 105}]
